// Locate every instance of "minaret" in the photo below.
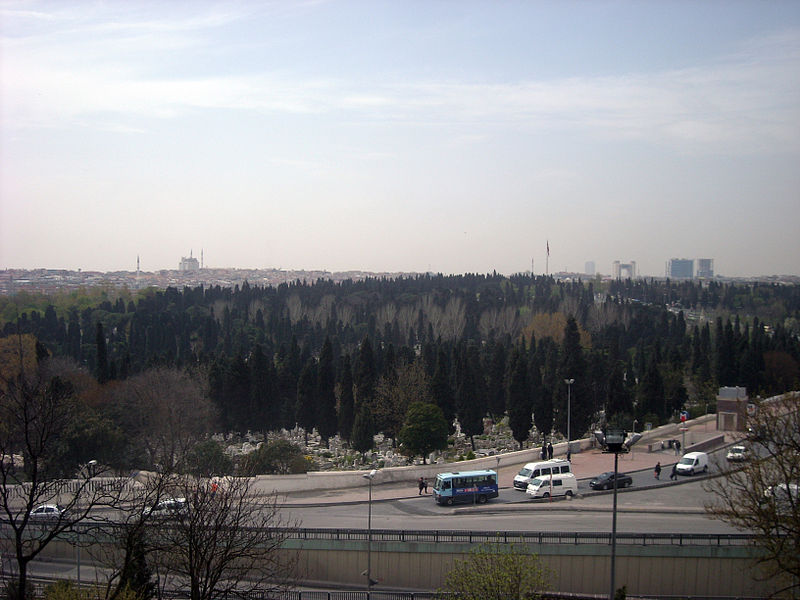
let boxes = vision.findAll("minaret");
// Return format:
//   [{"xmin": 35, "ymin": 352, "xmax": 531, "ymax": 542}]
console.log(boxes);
[{"xmin": 201, "ymin": 249, "xmax": 204, "ymax": 269}]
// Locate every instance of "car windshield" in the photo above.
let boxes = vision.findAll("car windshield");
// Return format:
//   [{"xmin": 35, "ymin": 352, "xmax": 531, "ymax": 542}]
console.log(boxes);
[
  {"xmin": 518, "ymin": 468, "xmax": 532, "ymax": 477},
  {"xmin": 679, "ymin": 457, "xmax": 694, "ymax": 465},
  {"xmin": 530, "ymin": 478, "xmax": 545, "ymax": 488},
  {"xmin": 731, "ymin": 446, "xmax": 745, "ymax": 453}
]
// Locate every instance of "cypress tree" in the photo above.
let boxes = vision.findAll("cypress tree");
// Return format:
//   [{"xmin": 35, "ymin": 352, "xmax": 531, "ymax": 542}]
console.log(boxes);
[
  {"xmin": 338, "ymin": 355, "xmax": 355, "ymax": 443},
  {"xmin": 225, "ymin": 354, "xmax": 251, "ymax": 432},
  {"xmin": 638, "ymin": 352, "xmax": 665, "ymax": 422},
  {"xmin": 558, "ymin": 316, "xmax": 590, "ymax": 440},
  {"xmin": 506, "ymin": 347, "xmax": 532, "ymax": 449},
  {"xmin": 296, "ymin": 359, "xmax": 317, "ymax": 445},
  {"xmin": 353, "ymin": 336, "xmax": 377, "ymax": 407},
  {"xmin": 605, "ymin": 361, "xmax": 632, "ymax": 424},
  {"xmin": 486, "ymin": 342, "xmax": 507, "ymax": 422},
  {"xmin": 96, "ymin": 321, "xmax": 109, "ymax": 384},
  {"xmin": 249, "ymin": 344, "xmax": 276, "ymax": 432},
  {"xmin": 351, "ymin": 404, "xmax": 375, "ymax": 454},
  {"xmin": 455, "ymin": 343, "xmax": 485, "ymax": 450},
  {"xmin": 316, "ymin": 337, "xmax": 337, "ymax": 446},
  {"xmin": 430, "ymin": 348, "xmax": 456, "ymax": 434}
]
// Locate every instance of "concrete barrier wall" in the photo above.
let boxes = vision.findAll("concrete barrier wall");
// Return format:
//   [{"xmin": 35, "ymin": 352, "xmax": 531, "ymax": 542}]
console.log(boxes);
[
  {"xmin": 289, "ymin": 539, "xmax": 781, "ymax": 597},
  {"xmin": 23, "ymin": 533, "xmax": 787, "ymax": 597}
]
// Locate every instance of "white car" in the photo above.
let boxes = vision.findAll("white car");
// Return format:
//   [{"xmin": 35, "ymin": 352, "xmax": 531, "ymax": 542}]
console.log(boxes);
[
  {"xmin": 29, "ymin": 504, "xmax": 67, "ymax": 521},
  {"xmin": 763, "ymin": 483, "xmax": 799, "ymax": 509},
  {"xmin": 726, "ymin": 445, "xmax": 749, "ymax": 462},
  {"xmin": 144, "ymin": 497, "xmax": 188, "ymax": 518}
]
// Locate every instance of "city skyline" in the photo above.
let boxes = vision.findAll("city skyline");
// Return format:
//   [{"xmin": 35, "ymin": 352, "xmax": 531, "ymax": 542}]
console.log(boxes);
[{"xmin": 2, "ymin": 1, "xmax": 799, "ymax": 278}]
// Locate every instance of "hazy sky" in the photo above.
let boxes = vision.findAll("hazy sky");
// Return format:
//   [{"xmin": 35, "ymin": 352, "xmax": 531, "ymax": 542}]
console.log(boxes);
[{"xmin": 2, "ymin": 1, "xmax": 799, "ymax": 278}]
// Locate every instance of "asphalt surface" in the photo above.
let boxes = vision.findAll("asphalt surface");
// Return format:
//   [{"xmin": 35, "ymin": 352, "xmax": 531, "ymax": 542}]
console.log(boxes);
[{"xmin": 278, "ymin": 418, "xmax": 740, "ymax": 508}]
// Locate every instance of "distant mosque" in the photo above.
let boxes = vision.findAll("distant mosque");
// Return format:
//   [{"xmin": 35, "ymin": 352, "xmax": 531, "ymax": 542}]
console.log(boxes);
[{"xmin": 179, "ymin": 250, "xmax": 202, "ymax": 272}]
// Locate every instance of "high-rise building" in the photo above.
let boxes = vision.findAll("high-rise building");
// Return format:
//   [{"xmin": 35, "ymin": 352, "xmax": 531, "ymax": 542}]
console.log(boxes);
[
  {"xmin": 585, "ymin": 261, "xmax": 595, "ymax": 276},
  {"xmin": 667, "ymin": 258, "xmax": 693, "ymax": 279},
  {"xmin": 696, "ymin": 258, "xmax": 714, "ymax": 279},
  {"xmin": 612, "ymin": 260, "xmax": 636, "ymax": 279}
]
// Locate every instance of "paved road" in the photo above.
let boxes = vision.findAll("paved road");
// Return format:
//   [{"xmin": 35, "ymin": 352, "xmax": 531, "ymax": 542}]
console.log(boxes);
[
  {"xmin": 276, "ymin": 420, "xmax": 744, "ymax": 535},
  {"xmin": 278, "ymin": 417, "xmax": 738, "ymax": 509},
  {"xmin": 279, "ymin": 475, "xmax": 737, "ymax": 533}
]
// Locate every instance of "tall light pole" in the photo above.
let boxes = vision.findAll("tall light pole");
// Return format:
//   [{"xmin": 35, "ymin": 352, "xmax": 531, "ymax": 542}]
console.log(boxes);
[
  {"xmin": 595, "ymin": 429, "xmax": 641, "ymax": 600},
  {"xmin": 564, "ymin": 379, "xmax": 574, "ymax": 450},
  {"xmin": 361, "ymin": 469, "xmax": 378, "ymax": 596}
]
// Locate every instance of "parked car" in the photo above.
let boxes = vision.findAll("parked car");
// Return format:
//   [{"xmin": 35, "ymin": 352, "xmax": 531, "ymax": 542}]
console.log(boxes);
[
  {"xmin": 28, "ymin": 504, "xmax": 67, "ymax": 521},
  {"xmin": 144, "ymin": 497, "xmax": 188, "ymax": 518},
  {"xmin": 589, "ymin": 471, "xmax": 633, "ymax": 490},
  {"xmin": 726, "ymin": 445, "xmax": 749, "ymax": 462}
]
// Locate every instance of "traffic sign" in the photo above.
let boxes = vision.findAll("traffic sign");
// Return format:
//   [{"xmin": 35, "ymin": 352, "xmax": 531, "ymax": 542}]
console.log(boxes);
[{"xmin": 680, "ymin": 410, "xmax": 689, "ymax": 422}]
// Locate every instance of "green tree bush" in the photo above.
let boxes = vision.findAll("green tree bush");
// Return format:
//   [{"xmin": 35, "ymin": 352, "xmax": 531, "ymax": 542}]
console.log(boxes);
[
  {"xmin": 397, "ymin": 401, "xmax": 449, "ymax": 463},
  {"xmin": 438, "ymin": 542, "xmax": 549, "ymax": 599}
]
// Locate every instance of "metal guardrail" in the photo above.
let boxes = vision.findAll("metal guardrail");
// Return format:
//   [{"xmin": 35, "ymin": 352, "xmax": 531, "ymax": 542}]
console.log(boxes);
[
  {"xmin": 36, "ymin": 522, "xmax": 760, "ymax": 547},
  {"xmin": 279, "ymin": 527, "xmax": 759, "ymax": 546}
]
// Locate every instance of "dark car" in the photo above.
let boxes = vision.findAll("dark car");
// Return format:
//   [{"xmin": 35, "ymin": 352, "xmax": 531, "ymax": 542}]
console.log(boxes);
[{"xmin": 589, "ymin": 471, "xmax": 633, "ymax": 490}]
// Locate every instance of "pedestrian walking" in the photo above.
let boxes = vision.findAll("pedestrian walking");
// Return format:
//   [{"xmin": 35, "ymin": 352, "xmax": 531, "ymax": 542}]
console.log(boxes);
[
  {"xmin": 423, "ymin": 478, "xmax": 429, "ymax": 493},
  {"xmin": 541, "ymin": 443, "xmax": 547, "ymax": 461},
  {"xmin": 654, "ymin": 462, "xmax": 661, "ymax": 480},
  {"xmin": 547, "ymin": 442, "xmax": 553, "ymax": 460},
  {"xmin": 670, "ymin": 463, "xmax": 678, "ymax": 481},
  {"xmin": 418, "ymin": 477, "xmax": 424, "ymax": 495},
  {"xmin": 566, "ymin": 449, "xmax": 571, "ymax": 462}
]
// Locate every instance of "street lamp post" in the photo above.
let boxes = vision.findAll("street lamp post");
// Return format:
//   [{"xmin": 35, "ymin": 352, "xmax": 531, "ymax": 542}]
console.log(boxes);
[
  {"xmin": 361, "ymin": 469, "xmax": 378, "ymax": 596},
  {"xmin": 594, "ymin": 429, "xmax": 641, "ymax": 600},
  {"xmin": 564, "ymin": 379, "xmax": 574, "ymax": 451}
]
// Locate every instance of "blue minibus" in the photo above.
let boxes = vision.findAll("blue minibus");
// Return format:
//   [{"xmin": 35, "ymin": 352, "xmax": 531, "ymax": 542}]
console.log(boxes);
[{"xmin": 432, "ymin": 469, "xmax": 499, "ymax": 505}]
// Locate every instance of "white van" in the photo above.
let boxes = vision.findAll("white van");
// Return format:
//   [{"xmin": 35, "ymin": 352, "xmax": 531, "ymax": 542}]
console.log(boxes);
[
  {"xmin": 675, "ymin": 451, "xmax": 709, "ymax": 475},
  {"xmin": 513, "ymin": 459, "xmax": 571, "ymax": 490},
  {"xmin": 526, "ymin": 473, "xmax": 578, "ymax": 499}
]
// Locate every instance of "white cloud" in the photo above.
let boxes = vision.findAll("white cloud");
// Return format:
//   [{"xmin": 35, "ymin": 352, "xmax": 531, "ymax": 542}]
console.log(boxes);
[{"xmin": 3, "ymin": 18, "xmax": 798, "ymax": 155}]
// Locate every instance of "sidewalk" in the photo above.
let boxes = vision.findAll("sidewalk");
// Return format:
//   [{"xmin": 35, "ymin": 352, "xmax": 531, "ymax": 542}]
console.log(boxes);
[{"xmin": 279, "ymin": 418, "xmax": 740, "ymax": 506}]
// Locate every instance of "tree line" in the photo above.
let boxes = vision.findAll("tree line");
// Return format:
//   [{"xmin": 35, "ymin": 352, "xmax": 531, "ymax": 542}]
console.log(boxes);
[{"xmin": 2, "ymin": 274, "xmax": 799, "ymax": 453}]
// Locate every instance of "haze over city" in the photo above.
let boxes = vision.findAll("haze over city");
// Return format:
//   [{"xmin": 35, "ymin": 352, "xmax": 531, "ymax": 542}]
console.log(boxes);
[{"xmin": 2, "ymin": 1, "xmax": 799, "ymax": 278}]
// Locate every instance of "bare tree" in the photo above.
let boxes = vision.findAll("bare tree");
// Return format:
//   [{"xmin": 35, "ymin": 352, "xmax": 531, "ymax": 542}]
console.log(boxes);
[
  {"xmin": 705, "ymin": 394, "xmax": 800, "ymax": 596},
  {"xmin": 0, "ymin": 337, "xmax": 124, "ymax": 599},
  {"xmin": 109, "ymin": 367, "xmax": 214, "ymax": 470},
  {"xmin": 146, "ymin": 474, "xmax": 297, "ymax": 600}
]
